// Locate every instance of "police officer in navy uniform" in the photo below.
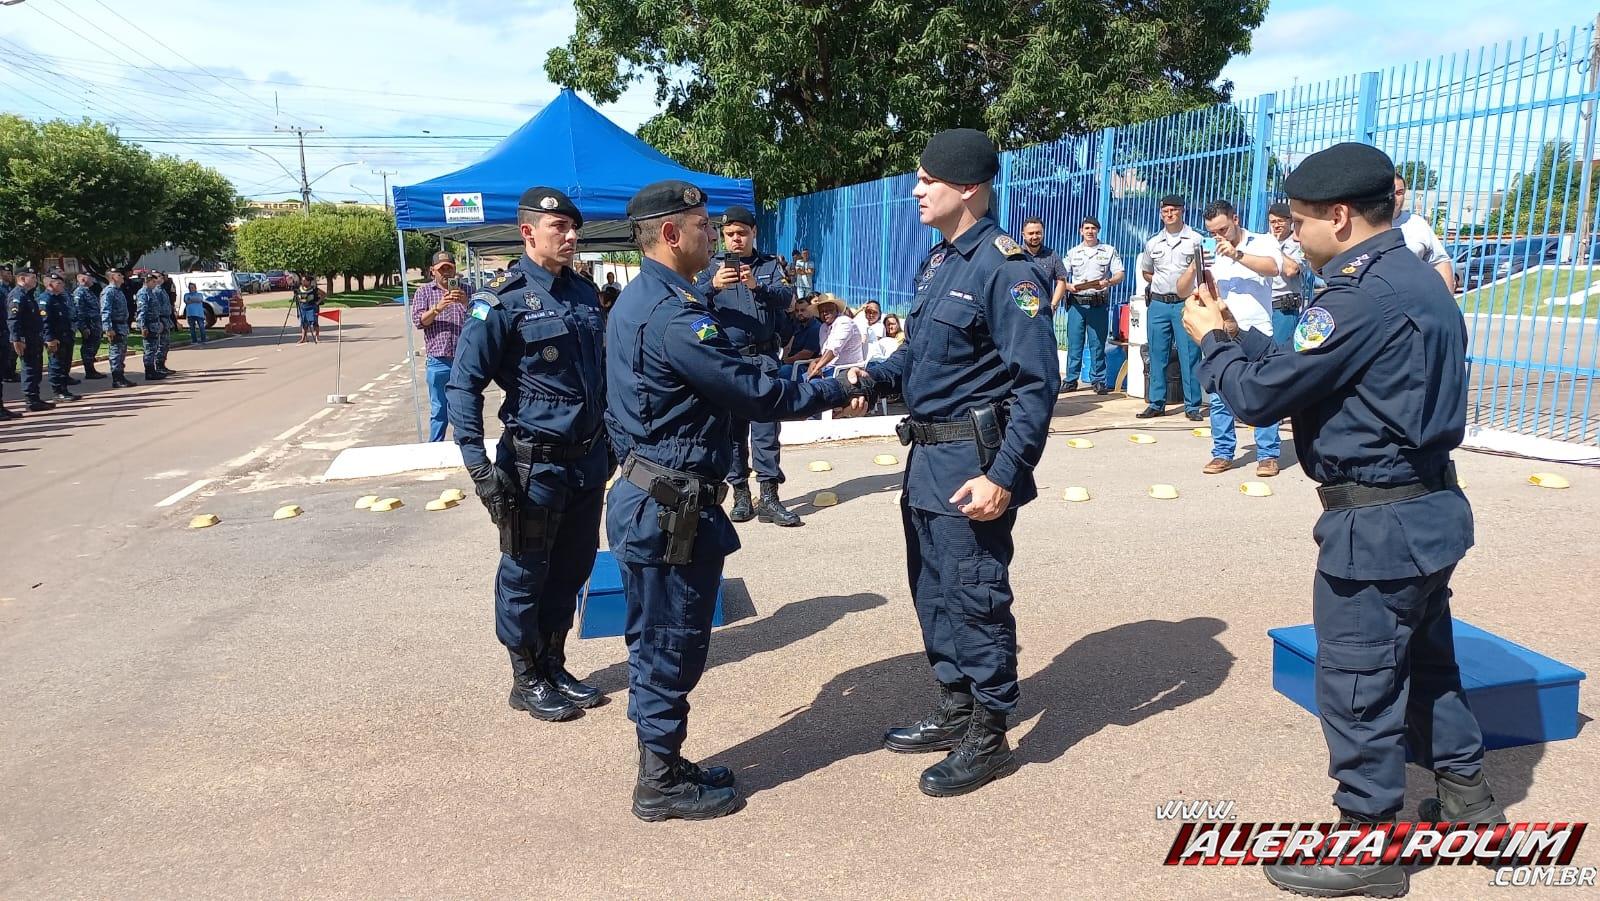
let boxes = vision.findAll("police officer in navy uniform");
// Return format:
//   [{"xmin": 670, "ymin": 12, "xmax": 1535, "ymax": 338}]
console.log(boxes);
[
  {"xmin": 101, "ymin": 269, "xmax": 136, "ymax": 388},
  {"xmin": 73, "ymin": 272, "xmax": 107, "ymax": 381},
  {"xmin": 446, "ymin": 187, "xmax": 609, "ymax": 725},
  {"xmin": 134, "ymin": 275, "xmax": 169, "ymax": 381},
  {"xmin": 41, "ymin": 271, "xmax": 82, "ymax": 402},
  {"xmin": 607, "ymin": 180, "xmax": 858, "ymax": 822},
  {"xmin": 7, "ymin": 267, "xmax": 57, "ymax": 413},
  {"xmin": 1184, "ymin": 143, "xmax": 1503, "ymax": 898},
  {"xmin": 0, "ymin": 264, "xmax": 18, "ymax": 384},
  {"xmin": 845, "ymin": 129, "xmax": 1061, "ymax": 797},
  {"xmin": 694, "ymin": 205, "xmax": 801, "ymax": 526}
]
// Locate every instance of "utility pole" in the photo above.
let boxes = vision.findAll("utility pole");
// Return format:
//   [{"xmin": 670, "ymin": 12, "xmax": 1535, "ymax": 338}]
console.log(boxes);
[
  {"xmin": 1572, "ymin": 14, "xmax": 1600, "ymax": 263},
  {"xmin": 371, "ymin": 169, "xmax": 398, "ymax": 212},
  {"xmin": 274, "ymin": 125, "xmax": 324, "ymax": 215}
]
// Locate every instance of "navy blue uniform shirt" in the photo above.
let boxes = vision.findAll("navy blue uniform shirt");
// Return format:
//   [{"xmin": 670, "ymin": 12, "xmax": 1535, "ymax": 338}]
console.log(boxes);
[
  {"xmin": 865, "ymin": 216, "xmax": 1062, "ymax": 515},
  {"xmin": 101, "ymin": 285, "xmax": 130, "ymax": 331},
  {"xmin": 445, "ymin": 257, "xmax": 608, "ymax": 484},
  {"xmin": 42, "ymin": 290, "xmax": 73, "ymax": 342},
  {"xmin": 1199, "ymin": 229, "xmax": 1473, "ymax": 580},
  {"xmin": 71, "ymin": 285, "xmax": 100, "ymax": 332},
  {"xmin": 6, "ymin": 285, "xmax": 46, "ymax": 343},
  {"xmin": 693, "ymin": 251, "xmax": 793, "ymax": 349},
  {"xmin": 605, "ymin": 257, "xmax": 847, "ymax": 563}
]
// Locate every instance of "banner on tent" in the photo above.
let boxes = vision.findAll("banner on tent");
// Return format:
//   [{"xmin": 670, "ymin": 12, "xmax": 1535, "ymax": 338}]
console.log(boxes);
[{"xmin": 444, "ymin": 193, "xmax": 484, "ymax": 223}]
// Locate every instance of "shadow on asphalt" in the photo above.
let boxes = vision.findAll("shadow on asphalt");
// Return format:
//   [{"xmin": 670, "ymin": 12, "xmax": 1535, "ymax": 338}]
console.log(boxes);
[
  {"xmin": 710, "ymin": 616, "xmax": 1235, "ymax": 799},
  {"xmin": 782, "ymin": 472, "xmax": 902, "ymax": 515},
  {"xmin": 581, "ymin": 592, "xmax": 889, "ymax": 697}
]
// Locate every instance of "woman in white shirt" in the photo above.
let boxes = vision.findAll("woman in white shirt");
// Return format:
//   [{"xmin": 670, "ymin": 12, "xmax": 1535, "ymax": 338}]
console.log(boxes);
[
  {"xmin": 854, "ymin": 300, "xmax": 885, "ymax": 344},
  {"xmin": 872, "ymin": 313, "xmax": 904, "ymax": 360},
  {"xmin": 806, "ymin": 294, "xmax": 867, "ymax": 377}
]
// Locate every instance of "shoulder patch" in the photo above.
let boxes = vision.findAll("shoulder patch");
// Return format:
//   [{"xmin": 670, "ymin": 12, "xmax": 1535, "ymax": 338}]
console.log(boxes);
[
  {"xmin": 1293, "ymin": 306, "xmax": 1335, "ymax": 352},
  {"xmin": 1010, "ymin": 280, "xmax": 1042, "ymax": 318},
  {"xmin": 470, "ymin": 290, "xmax": 501, "ymax": 308},
  {"xmin": 995, "ymin": 235, "xmax": 1025, "ymax": 259},
  {"xmin": 690, "ymin": 314, "xmax": 720, "ymax": 342},
  {"xmin": 469, "ymin": 300, "xmax": 492, "ymax": 321}
]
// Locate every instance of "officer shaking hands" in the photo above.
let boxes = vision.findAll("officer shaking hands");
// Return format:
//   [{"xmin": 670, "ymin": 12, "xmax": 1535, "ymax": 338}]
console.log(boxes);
[
  {"xmin": 1183, "ymin": 143, "xmax": 1502, "ymax": 899},
  {"xmin": 606, "ymin": 180, "xmax": 858, "ymax": 823},
  {"xmin": 844, "ymin": 129, "xmax": 1061, "ymax": 798},
  {"xmin": 446, "ymin": 187, "xmax": 610, "ymax": 726},
  {"xmin": 694, "ymin": 204, "xmax": 801, "ymax": 527}
]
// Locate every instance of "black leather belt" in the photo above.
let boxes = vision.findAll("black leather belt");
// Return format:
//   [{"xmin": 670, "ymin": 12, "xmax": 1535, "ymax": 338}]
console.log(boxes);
[
  {"xmin": 506, "ymin": 429, "xmax": 601, "ymax": 464},
  {"xmin": 1272, "ymin": 294, "xmax": 1301, "ymax": 312},
  {"xmin": 1150, "ymin": 292, "xmax": 1184, "ymax": 304},
  {"xmin": 1317, "ymin": 463, "xmax": 1458, "ymax": 511},
  {"xmin": 896, "ymin": 417, "xmax": 975, "ymax": 446},
  {"xmin": 1071, "ymin": 292, "xmax": 1109, "ymax": 305},
  {"xmin": 620, "ymin": 455, "xmax": 729, "ymax": 507},
  {"xmin": 738, "ymin": 337, "xmax": 782, "ymax": 357}
]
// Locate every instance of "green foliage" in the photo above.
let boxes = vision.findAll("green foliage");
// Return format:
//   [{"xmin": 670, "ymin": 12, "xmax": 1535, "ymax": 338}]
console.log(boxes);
[
  {"xmin": 236, "ymin": 206, "xmax": 429, "ymax": 284},
  {"xmin": 548, "ymin": 0, "xmax": 1268, "ymax": 200},
  {"xmin": 1395, "ymin": 160, "xmax": 1439, "ymax": 191},
  {"xmin": 1491, "ymin": 141, "xmax": 1600, "ymax": 233},
  {"xmin": 0, "ymin": 115, "xmax": 239, "ymax": 271}
]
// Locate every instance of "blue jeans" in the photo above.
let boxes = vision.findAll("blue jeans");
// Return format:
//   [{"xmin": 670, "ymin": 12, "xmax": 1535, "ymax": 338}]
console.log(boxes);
[
  {"xmin": 187, "ymin": 317, "xmax": 207, "ymax": 344},
  {"xmin": 1210, "ymin": 393, "xmax": 1282, "ymax": 460},
  {"xmin": 1063, "ymin": 300, "xmax": 1108, "ymax": 387},
  {"xmin": 426, "ymin": 356, "xmax": 453, "ymax": 442},
  {"xmin": 1145, "ymin": 299, "xmax": 1201, "ymax": 412}
]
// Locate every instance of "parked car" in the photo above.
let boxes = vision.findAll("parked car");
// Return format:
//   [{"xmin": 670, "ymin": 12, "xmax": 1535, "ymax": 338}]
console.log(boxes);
[
  {"xmin": 234, "ymin": 272, "xmax": 267, "ymax": 294},
  {"xmin": 172, "ymin": 271, "xmax": 241, "ymax": 327},
  {"xmin": 1456, "ymin": 237, "xmax": 1559, "ymax": 292},
  {"xmin": 264, "ymin": 270, "xmax": 293, "ymax": 290}
]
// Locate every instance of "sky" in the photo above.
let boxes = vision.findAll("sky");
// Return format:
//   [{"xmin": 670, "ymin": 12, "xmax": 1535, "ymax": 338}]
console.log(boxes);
[{"xmin": 0, "ymin": 0, "xmax": 1595, "ymax": 205}]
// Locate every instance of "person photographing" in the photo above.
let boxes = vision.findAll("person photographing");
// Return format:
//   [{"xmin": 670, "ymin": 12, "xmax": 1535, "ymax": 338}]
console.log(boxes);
[{"xmin": 412, "ymin": 251, "xmax": 469, "ymax": 442}]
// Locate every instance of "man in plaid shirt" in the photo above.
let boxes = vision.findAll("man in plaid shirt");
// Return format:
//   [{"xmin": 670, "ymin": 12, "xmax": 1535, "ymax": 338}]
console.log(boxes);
[{"xmin": 411, "ymin": 250, "xmax": 469, "ymax": 441}]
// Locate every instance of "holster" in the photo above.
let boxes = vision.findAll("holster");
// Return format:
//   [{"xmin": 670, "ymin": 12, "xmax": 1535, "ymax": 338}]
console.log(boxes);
[
  {"xmin": 496, "ymin": 461, "xmax": 561, "ymax": 556},
  {"xmin": 970, "ymin": 405, "xmax": 1004, "ymax": 472},
  {"xmin": 622, "ymin": 455, "xmax": 727, "ymax": 565}
]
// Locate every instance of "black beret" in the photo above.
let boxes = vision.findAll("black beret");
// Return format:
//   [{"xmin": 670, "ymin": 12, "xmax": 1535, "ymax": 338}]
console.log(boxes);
[
  {"xmin": 1081, "ymin": 216, "xmax": 1101, "ymax": 228},
  {"xmin": 721, "ymin": 204, "xmax": 756, "ymax": 227},
  {"xmin": 1159, "ymin": 194, "xmax": 1185, "ymax": 208},
  {"xmin": 919, "ymin": 128, "xmax": 999, "ymax": 185},
  {"xmin": 1284, "ymin": 142, "xmax": 1396, "ymax": 204},
  {"xmin": 627, "ymin": 180, "xmax": 707, "ymax": 220},
  {"xmin": 46, "ymin": 270, "xmax": 65, "ymax": 280},
  {"xmin": 518, "ymin": 186, "xmax": 583, "ymax": 229},
  {"xmin": 105, "ymin": 267, "xmax": 123, "ymax": 276},
  {"xmin": 0, "ymin": 263, "xmax": 11, "ymax": 273},
  {"xmin": 16, "ymin": 265, "xmax": 36, "ymax": 275},
  {"xmin": 1267, "ymin": 202, "xmax": 1292, "ymax": 219}
]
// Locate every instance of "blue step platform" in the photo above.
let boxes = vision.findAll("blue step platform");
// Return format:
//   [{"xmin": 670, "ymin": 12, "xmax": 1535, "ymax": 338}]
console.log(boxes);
[
  {"xmin": 1269, "ymin": 620, "xmax": 1585, "ymax": 750},
  {"xmin": 577, "ymin": 550, "xmax": 725, "ymax": 639}
]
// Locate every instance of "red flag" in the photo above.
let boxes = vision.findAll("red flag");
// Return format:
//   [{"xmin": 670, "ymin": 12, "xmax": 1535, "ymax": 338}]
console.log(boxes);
[{"xmin": 318, "ymin": 308, "xmax": 342, "ymax": 323}]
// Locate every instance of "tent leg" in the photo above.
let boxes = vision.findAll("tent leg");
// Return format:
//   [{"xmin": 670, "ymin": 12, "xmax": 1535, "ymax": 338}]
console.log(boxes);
[{"xmin": 396, "ymin": 228, "xmax": 425, "ymax": 442}]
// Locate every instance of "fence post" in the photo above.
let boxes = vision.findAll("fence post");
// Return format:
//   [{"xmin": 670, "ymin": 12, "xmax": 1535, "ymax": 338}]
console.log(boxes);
[
  {"xmin": 879, "ymin": 177, "xmax": 892, "ymax": 303},
  {"xmin": 997, "ymin": 152, "xmax": 1013, "ymax": 230},
  {"xmin": 1097, "ymin": 127, "xmax": 1117, "ymax": 224},
  {"xmin": 1248, "ymin": 95, "xmax": 1276, "ymax": 232},
  {"xmin": 1357, "ymin": 70, "xmax": 1382, "ymax": 145}
]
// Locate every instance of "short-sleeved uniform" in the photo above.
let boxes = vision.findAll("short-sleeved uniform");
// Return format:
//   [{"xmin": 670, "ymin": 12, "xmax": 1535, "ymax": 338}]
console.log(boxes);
[
  {"xmin": 1142, "ymin": 225, "xmax": 1205, "ymax": 412},
  {"xmin": 5, "ymin": 285, "xmax": 47, "ymax": 401},
  {"xmin": 864, "ymin": 216, "xmax": 1061, "ymax": 714},
  {"xmin": 1269, "ymin": 234, "xmax": 1309, "ymax": 343},
  {"xmin": 1197, "ymin": 229, "xmax": 1484, "ymax": 818},
  {"xmin": 445, "ymin": 258, "xmax": 609, "ymax": 654},
  {"xmin": 605, "ymin": 257, "xmax": 846, "ymax": 757},
  {"xmin": 693, "ymin": 251, "xmax": 794, "ymax": 486},
  {"xmin": 1063, "ymin": 240, "xmax": 1123, "ymax": 387}
]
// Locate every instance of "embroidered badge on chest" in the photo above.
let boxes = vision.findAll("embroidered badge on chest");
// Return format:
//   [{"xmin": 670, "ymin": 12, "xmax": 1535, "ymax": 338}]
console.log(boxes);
[
  {"xmin": 1010, "ymin": 280, "xmax": 1042, "ymax": 317},
  {"xmin": 1293, "ymin": 306, "xmax": 1335, "ymax": 352},
  {"xmin": 542, "ymin": 346, "xmax": 559, "ymax": 362},
  {"xmin": 920, "ymin": 251, "xmax": 948, "ymax": 286},
  {"xmin": 522, "ymin": 292, "xmax": 542, "ymax": 311}
]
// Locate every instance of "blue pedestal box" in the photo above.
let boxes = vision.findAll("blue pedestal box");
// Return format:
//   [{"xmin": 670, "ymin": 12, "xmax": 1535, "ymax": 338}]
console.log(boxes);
[
  {"xmin": 1269, "ymin": 620, "xmax": 1585, "ymax": 750},
  {"xmin": 577, "ymin": 550, "xmax": 725, "ymax": 639}
]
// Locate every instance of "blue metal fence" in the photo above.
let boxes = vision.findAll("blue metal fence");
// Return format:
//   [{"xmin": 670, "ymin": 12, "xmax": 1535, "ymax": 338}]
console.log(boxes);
[{"xmin": 759, "ymin": 23, "xmax": 1600, "ymax": 448}]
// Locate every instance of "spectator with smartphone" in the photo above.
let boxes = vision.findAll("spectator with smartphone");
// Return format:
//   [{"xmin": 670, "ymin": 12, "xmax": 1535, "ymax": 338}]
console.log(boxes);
[
  {"xmin": 412, "ymin": 250, "xmax": 469, "ymax": 442},
  {"xmin": 1198, "ymin": 200, "xmax": 1284, "ymax": 477}
]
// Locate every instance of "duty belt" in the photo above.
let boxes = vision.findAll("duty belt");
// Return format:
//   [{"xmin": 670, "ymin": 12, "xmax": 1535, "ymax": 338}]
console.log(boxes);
[
  {"xmin": 737, "ymin": 337, "xmax": 782, "ymax": 357},
  {"xmin": 1150, "ymin": 292, "xmax": 1184, "ymax": 304},
  {"xmin": 1316, "ymin": 463, "xmax": 1459, "ymax": 511},
  {"xmin": 896, "ymin": 417, "xmax": 976, "ymax": 446},
  {"xmin": 506, "ymin": 428, "xmax": 601, "ymax": 464},
  {"xmin": 1272, "ymin": 293, "xmax": 1302, "ymax": 312},
  {"xmin": 619, "ymin": 455, "xmax": 729, "ymax": 507},
  {"xmin": 1071, "ymin": 292, "xmax": 1109, "ymax": 305}
]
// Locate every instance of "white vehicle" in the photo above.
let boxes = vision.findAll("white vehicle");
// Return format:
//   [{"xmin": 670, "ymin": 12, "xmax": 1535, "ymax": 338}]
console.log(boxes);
[{"xmin": 169, "ymin": 271, "xmax": 241, "ymax": 327}]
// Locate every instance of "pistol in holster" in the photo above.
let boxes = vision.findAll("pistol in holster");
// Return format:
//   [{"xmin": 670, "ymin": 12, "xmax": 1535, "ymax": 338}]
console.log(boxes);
[
  {"xmin": 496, "ymin": 462, "xmax": 562, "ymax": 557},
  {"xmin": 969, "ymin": 404, "xmax": 1005, "ymax": 472},
  {"xmin": 650, "ymin": 477, "xmax": 702, "ymax": 566}
]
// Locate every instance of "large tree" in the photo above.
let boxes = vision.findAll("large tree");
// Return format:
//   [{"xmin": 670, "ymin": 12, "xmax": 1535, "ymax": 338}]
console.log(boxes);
[
  {"xmin": 236, "ymin": 206, "xmax": 430, "ymax": 293},
  {"xmin": 548, "ymin": 0, "xmax": 1268, "ymax": 199},
  {"xmin": 1491, "ymin": 141, "xmax": 1599, "ymax": 233}
]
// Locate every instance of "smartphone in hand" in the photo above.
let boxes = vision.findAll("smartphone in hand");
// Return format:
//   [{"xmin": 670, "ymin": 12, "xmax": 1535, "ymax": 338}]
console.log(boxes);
[
  {"xmin": 1195, "ymin": 237, "xmax": 1219, "ymax": 296},
  {"xmin": 446, "ymin": 275, "xmax": 462, "ymax": 292}
]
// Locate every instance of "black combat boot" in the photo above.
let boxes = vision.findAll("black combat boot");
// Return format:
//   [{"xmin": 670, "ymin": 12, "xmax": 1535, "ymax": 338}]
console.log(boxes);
[
  {"xmin": 26, "ymin": 398, "xmax": 55, "ymax": 412},
  {"xmin": 55, "ymin": 390, "xmax": 81, "ymax": 402},
  {"xmin": 1419, "ymin": 769, "xmax": 1506, "ymax": 823},
  {"xmin": 112, "ymin": 370, "xmax": 135, "ymax": 388},
  {"xmin": 755, "ymin": 480, "xmax": 801, "ymax": 526},
  {"xmin": 674, "ymin": 756, "xmax": 736, "ymax": 790},
  {"xmin": 84, "ymin": 365, "xmax": 107, "ymax": 380},
  {"xmin": 144, "ymin": 366, "xmax": 167, "ymax": 381},
  {"xmin": 1264, "ymin": 811, "xmax": 1408, "ymax": 898},
  {"xmin": 632, "ymin": 744, "xmax": 741, "ymax": 822},
  {"xmin": 506, "ymin": 647, "xmax": 580, "ymax": 722},
  {"xmin": 918, "ymin": 705, "xmax": 1017, "ymax": 797},
  {"xmin": 0, "ymin": 404, "xmax": 19, "ymax": 420},
  {"xmin": 538, "ymin": 630, "xmax": 603, "ymax": 708},
  {"xmin": 884, "ymin": 683, "xmax": 975, "ymax": 752},
  {"xmin": 728, "ymin": 482, "xmax": 755, "ymax": 522}
]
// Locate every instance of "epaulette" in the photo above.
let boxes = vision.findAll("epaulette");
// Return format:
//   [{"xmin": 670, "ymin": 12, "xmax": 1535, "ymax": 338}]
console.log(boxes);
[
  {"xmin": 677, "ymin": 286, "xmax": 707, "ymax": 308},
  {"xmin": 1333, "ymin": 252, "xmax": 1373, "ymax": 280},
  {"xmin": 994, "ymin": 235, "xmax": 1025, "ymax": 259}
]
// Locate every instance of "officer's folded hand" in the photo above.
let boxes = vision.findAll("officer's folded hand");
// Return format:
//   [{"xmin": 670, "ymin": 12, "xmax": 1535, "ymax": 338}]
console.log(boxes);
[
  {"xmin": 11, "ymin": 340, "xmax": 23, "ymax": 355},
  {"xmin": 950, "ymin": 475, "xmax": 1012, "ymax": 521}
]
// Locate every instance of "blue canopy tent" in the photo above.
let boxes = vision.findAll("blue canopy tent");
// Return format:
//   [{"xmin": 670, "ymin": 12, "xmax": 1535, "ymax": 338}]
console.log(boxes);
[
  {"xmin": 387, "ymin": 89, "xmax": 754, "ymax": 440},
  {"xmin": 391, "ymin": 88, "xmax": 754, "ymax": 248}
]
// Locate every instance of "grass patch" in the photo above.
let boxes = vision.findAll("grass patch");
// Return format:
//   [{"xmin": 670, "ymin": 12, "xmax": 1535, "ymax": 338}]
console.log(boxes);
[
  {"xmin": 255, "ymin": 285, "xmax": 413, "ymax": 309},
  {"xmin": 1458, "ymin": 266, "xmax": 1600, "ymax": 318}
]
